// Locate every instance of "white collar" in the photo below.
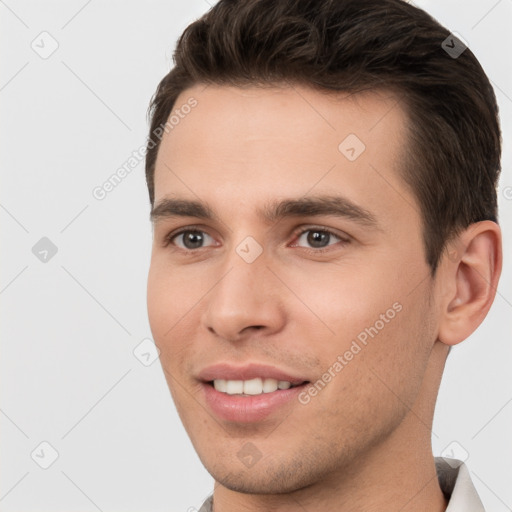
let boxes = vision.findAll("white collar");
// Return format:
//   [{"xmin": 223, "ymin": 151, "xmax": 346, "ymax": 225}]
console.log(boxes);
[{"xmin": 435, "ymin": 457, "xmax": 485, "ymax": 511}]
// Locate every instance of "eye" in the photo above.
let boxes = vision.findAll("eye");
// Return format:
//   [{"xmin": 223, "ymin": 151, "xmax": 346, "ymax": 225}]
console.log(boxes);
[
  {"xmin": 292, "ymin": 227, "xmax": 349, "ymax": 251},
  {"xmin": 163, "ymin": 225, "xmax": 350, "ymax": 254},
  {"xmin": 165, "ymin": 229, "xmax": 216, "ymax": 250}
]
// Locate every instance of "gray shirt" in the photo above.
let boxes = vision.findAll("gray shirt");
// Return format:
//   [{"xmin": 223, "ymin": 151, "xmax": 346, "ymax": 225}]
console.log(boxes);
[{"xmin": 198, "ymin": 457, "xmax": 485, "ymax": 511}]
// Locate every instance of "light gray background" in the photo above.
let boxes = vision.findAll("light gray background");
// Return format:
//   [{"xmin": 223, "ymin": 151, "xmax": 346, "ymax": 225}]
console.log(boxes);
[{"xmin": 1, "ymin": 1, "xmax": 511, "ymax": 510}]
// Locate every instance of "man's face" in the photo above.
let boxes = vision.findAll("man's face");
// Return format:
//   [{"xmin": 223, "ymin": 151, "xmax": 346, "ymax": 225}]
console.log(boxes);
[{"xmin": 147, "ymin": 84, "xmax": 440, "ymax": 493}]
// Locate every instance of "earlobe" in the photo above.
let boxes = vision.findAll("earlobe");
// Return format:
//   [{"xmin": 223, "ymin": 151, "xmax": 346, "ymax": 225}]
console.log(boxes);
[{"xmin": 437, "ymin": 221, "xmax": 502, "ymax": 346}]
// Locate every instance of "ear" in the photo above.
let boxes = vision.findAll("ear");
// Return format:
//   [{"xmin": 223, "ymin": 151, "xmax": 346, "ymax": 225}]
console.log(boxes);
[{"xmin": 437, "ymin": 221, "xmax": 502, "ymax": 346}]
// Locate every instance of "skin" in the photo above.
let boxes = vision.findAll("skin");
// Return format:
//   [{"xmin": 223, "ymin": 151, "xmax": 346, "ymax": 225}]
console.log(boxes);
[{"xmin": 146, "ymin": 84, "xmax": 502, "ymax": 511}]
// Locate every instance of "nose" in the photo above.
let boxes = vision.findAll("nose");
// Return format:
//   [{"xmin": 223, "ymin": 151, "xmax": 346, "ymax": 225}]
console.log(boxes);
[{"xmin": 201, "ymin": 252, "xmax": 286, "ymax": 342}]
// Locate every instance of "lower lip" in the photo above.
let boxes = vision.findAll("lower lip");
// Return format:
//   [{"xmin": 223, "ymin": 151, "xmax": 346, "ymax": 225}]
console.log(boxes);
[{"xmin": 201, "ymin": 382, "xmax": 308, "ymax": 423}]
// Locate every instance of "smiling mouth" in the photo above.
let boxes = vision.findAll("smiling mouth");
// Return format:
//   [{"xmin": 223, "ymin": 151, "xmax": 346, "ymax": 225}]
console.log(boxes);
[{"xmin": 207, "ymin": 378, "xmax": 309, "ymax": 396}]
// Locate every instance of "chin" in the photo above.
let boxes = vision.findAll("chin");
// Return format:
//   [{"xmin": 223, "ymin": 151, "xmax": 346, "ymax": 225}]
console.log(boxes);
[
  {"xmin": 201, "ymin": 454, "xmax": 321, "ymax": 495},
  {"xmin": 212, "ymin": 472, "xmax": 301, "ymax": 495}
]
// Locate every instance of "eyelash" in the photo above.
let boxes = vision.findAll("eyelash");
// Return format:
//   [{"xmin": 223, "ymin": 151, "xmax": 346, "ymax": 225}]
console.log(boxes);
[{"xmin": 162, "ymin": 225, "xmax": 350, "ymax": 255}]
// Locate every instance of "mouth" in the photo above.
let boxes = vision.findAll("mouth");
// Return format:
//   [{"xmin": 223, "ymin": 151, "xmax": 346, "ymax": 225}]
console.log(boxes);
[
  {"xmin": 206, "ymin": 378, "xmax": 309, "ymax": 396},
  {"xmin": 201, "ymin": 379, "xmax": 311, "ymax": 423},
  {"xmin": 197, "ymin": 362, "xmax": 312, "ymax": 422}
]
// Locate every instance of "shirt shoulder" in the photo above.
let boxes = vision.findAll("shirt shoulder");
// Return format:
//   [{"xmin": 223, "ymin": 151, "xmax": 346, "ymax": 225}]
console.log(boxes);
[
  {"xmin": 435, "ymin": 456, "xmax": 486, "ymax": 511},
  {"xmin": 198, "ymin": 494, "xmax": 213, "ymax": 512}
]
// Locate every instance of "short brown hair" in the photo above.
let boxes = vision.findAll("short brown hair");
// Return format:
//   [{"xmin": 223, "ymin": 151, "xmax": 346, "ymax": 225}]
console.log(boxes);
[{"xmin": 145, "ymin": 0, "xmax": 501, "ymax": 275}]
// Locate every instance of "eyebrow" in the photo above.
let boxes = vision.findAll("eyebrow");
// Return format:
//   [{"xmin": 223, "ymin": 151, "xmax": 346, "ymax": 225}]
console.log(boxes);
[{"xmin": 150, "ymin": 195, "xmax": 380, "ymax": 229}]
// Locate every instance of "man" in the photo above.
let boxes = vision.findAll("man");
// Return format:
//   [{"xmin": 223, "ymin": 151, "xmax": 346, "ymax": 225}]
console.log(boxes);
[{"xmin": 145, "ymin": 0, "xmax": 502, "ymax": 510}]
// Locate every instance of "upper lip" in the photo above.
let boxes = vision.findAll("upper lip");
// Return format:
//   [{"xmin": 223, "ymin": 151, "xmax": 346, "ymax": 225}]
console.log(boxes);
[{"xmin": 198, "ymin": 363, "xmax": 309, "ymax": 385}]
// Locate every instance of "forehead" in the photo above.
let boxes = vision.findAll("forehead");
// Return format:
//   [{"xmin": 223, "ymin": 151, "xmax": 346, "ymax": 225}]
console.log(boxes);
[{"xmin": 153, "ymin": 84, "xmax": 415, "ymax": 228}]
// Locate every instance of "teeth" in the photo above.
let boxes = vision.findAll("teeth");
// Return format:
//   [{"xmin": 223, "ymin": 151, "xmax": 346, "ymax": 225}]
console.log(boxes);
[
  {"xmin": 213, "ymin": 379, "xmax": 227, "ymax": 392},
  {"xmin": 226, "ymin": 380, "xmax": 244, "ymax": 394},
  {"xmin": 263, "ymin": 378, "xmax": 278, "ymax": 393},
  {"xmin": 213, "ymin": 378, "xmax": 297, "ymax": 395},
  {"xmin": 244, "ymin": 378, "xmax": 264, "ymax": 395}
]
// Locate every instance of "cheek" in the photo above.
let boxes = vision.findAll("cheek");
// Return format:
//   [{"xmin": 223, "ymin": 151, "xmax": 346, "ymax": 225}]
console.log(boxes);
[
  {"xmin": 147, "ymin": 256, "xmax": 198, "ymax": 335},
  {"xmin": 147, "ymin": 260, "xmax": 187, "ymax": 358},
  {"xmin": 349, "ymin": 292, "xmax": 433, "ymax": 409},
  {"xmin": 283, "ymin": 262, "xmax": 401, "ymax": 338},
  {"xmin": 147, "ymin": 267, "xmax": 192, "ymax": 418},
  {"xmin": 146, "ymin": 263, "xmax": 170, "ymax": 341},
  {"xmin": 147, "ymin": 257, "xmax": 213, "ymax": 375},
  {"xmin": 289, "ymin": 262, "xmax": 432, "ymax": 396}
]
